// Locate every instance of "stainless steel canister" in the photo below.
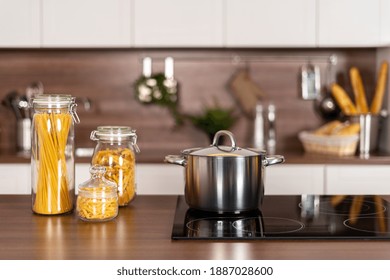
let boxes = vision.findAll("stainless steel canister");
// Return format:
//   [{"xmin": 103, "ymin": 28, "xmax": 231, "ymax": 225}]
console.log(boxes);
[
  {"xmin": 17, "ymin": 118, "xmax": 31, "ymax": 154},
  {"xmin": 349, "ymin": 113, "xmax": 383, "ymax": 157}
]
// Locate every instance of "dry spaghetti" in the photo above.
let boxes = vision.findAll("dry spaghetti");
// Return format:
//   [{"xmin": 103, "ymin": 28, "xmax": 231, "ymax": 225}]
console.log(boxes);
[{"xmin": 32, "ymin": 112, "xmax": 73, "ymax": 215}]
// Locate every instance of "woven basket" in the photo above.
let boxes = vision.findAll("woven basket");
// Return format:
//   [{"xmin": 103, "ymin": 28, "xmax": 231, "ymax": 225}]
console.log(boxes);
[{"xmin": 298, "ymin": 131, "xmax": 359, "ymax": 156}]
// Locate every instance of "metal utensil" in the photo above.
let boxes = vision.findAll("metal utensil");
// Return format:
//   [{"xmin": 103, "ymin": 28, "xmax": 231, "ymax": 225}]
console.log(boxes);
[
  {"xmin": 26, "ymin": 81, "xmax": 44, "ymax": 100},
  {"xmin": 314, "ymin": 59, "xmax": 340, "ymax": 120},
  {"xmin": 18, "ymin": 96, "xmax": 30, "ymax": 119},
  {"xmin": 314, "ymin": 88, "xmax": 341, "ymax": 120},
  {"xmin": 266, "ymin": 103, "xmax": 276, "ymax": 154},
  {"xmin": 16, "ymin": 118, "xmax": 31, "ymax": 153},
  {"xmin": 301, "ymin": 62, "xmax": 320, "ymax": 100},
  {"xmin": 12, "ymin": 96, "xmax": 24, "ymax": 120}
]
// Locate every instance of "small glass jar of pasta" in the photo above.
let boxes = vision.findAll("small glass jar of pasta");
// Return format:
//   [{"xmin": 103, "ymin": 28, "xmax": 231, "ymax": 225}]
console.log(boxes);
[
  {"xmin": 77, "ymin": 165, "xmax": 118, "ymax": 222},
  {"xmin": 31, "ymin": 94, "xmax": 80, "ymax": 215},
  {"xmin": 90, "ymin": 126, "xmax": 140, "ymax": 206}
]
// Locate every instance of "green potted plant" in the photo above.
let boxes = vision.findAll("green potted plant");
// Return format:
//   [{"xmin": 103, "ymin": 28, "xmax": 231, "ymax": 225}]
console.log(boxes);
[{"xmin": 186, "ymin": 102, "xmax": 238, "ymax": 143}]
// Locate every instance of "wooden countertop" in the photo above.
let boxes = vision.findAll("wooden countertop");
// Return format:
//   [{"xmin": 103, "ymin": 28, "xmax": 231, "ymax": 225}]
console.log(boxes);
[{"xmin": 2, "ymin": 195, "xmax": 390, "ymax": 260}]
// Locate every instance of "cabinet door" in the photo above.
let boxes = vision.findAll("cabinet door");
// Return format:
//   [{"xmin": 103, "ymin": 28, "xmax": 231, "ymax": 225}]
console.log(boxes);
[
  {"xmin": 75, "ymin": 163, "xmax": 90, "ymax": 194},
  {"xmin": 318, "ymin": 0, "xmax": 381, "ymax": 47},
  {"xmin": 133, "ymin": 0, "xmax": 223, "ymax": 47},
  {"xmin": 265, "ymin": 164, "xmax": 325, "ymax": 195},
  {"xmin": 136, "ymin": 164, "xmax": 184, "ymax": 195},
  {"xmin": 42, "ymin": 0, "xmax": 131, "ymax": 47},
  {"xmin": 0, "ymin": 0, "xmax": 40, "ymax": 47},
  {"xmin": 0, "ymin": 164, "xmax": 30, "ymax": 194},
  {"xmin": 225, "ymin": 0, "xmax": 316, "ymax": 47},
  {"xmin": 381, "ymin": 0, "xmax": 390, "ymax": 45},
  {"xmin": 326, "ymin": 165, "xmax": 390, "ymax": 194}
]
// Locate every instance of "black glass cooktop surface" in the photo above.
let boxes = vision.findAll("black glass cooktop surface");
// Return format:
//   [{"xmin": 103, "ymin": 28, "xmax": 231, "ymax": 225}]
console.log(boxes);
[{"xmin": 171, "ymin": 195, "xmax": 390, "ymax": 240}]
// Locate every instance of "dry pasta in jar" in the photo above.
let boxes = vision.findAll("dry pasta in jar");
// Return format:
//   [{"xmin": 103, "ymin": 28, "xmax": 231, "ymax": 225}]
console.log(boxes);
[
  {"xmin": 31, "ymin": 94, "xmax": 80, "ymax": 215},
  {"xmin": 77, "ymin": 165, "xmax": 118, "ymax": 222},
  {"xmin": 90, "ymin": 126, "xmax": 140, "ymax": 206}
]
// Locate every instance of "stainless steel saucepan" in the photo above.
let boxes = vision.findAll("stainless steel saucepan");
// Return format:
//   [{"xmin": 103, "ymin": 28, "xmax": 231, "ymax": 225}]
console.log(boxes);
[{"xmin": 165, "ymin": 130, "xmax": 284, "ymax": 213}]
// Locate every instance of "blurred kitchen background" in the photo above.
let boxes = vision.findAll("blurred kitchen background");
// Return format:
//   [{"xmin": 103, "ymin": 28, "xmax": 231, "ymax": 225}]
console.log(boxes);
[{"xmin": 0, "ymin": 0, "xmax": 389, "ymax": 162}]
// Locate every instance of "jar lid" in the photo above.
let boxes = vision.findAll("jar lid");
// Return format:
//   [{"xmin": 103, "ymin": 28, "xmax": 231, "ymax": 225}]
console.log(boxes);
[
  {"xmin": 90, "ymin": 126, "xmax": 140, "ymax": 152},
  {"xmin": 31, "ymin": 94, "xmax": 74, "ymax": 108},
  {"xmin": 92, "ymin": 126, "xmax": 136, "ymax": 139},
  {"xmin": 78, "ymin": 165, "xmax": 118, "ymax": 198},
  {"xmin": 31, "ymin": 94, "xmax": 80, "ymax": 123}
]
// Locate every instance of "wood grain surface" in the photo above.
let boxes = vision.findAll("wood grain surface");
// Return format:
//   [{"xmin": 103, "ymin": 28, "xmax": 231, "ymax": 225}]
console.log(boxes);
[
  {"xmin": 1, "ymin": 195, "xmax": 390, "ymax": 260},
  {"xmin": 0, "ymin": 48, "xmax": 376, "ymax": 159}
]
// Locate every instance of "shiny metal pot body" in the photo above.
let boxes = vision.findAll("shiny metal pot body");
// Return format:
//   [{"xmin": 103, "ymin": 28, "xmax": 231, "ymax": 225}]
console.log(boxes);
[
  {"xmin": 165, "ymin": 130, "xmax": 284, "ymax": 213},
  {"xmin": 185, "ymin": 154, "xmax": 264, "ymax": 213}
]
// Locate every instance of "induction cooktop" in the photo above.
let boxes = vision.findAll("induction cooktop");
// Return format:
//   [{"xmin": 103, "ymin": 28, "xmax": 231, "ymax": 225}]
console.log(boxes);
[{"xmin": 171, "ymin": 195, "xmax": 390, "ymax": 240}]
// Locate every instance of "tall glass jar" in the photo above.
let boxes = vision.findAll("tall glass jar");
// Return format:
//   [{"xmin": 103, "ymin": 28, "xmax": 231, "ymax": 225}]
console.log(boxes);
[
  {"xmin": 31, "ymin": 94, "xmax": 80, "ymax": 215},
  {"xmin": 90, "ymin": 126, "xmax": 140, "ymax": 206}
]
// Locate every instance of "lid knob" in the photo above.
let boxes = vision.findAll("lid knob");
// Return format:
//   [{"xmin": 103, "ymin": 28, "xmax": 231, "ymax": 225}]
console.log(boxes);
[{"xmin": 211, "ymin": 130, "xmax": 237, "ymax": 152}]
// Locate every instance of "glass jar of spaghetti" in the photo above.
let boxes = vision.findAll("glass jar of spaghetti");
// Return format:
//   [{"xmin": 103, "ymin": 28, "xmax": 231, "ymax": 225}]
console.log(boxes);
[
  {"xmin": 90, "ymin": 126, "xmax": 140, "ymax": 206},
  {"xmin": 77, "ymin": 165, "xmax": 118, "ymax": 222},
  {"xmin": 31, "ymin": 94, "xmax": 80, "ymax": 215}
]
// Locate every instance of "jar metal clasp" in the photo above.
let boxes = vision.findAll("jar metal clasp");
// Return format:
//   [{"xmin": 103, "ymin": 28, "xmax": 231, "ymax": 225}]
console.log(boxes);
[
  {"xmin": 132, "ymin": 134, "xmax": 141, "ymax": 153},
  {"xmin": 70, "ymin": 103, "xmax": 81, "ymax": 124}
]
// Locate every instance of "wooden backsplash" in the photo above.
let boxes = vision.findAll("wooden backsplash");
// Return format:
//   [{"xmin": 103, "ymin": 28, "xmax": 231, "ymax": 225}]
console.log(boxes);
[{"xmin": 0, "ymin": 48, "xmax": 377, "ymax": 161}]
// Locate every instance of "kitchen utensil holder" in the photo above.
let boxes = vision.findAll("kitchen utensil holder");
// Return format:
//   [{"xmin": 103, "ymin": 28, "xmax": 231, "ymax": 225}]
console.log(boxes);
[
  {"xmin": 16, "ymin": 118, "xmax": 31, "ymax": 154},
  {"xmin": 349, "ymin": 113, "xmax": 384, "ymax": 158}
]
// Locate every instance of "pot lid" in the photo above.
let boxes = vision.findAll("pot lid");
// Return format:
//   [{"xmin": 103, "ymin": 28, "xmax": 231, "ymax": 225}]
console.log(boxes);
[{"xmin": 186, "ymin": 130, "xmax": 264, "ymax": 157}]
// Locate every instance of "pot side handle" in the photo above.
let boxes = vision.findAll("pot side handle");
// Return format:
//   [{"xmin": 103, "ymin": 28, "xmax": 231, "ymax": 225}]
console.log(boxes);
[
  {"xmin": 263, "ymin": 155, "xmax": 285, "ymax": 166},
  {"xmin": 164, "ymin": 155, "xmax": 187, "ymax": 167}
]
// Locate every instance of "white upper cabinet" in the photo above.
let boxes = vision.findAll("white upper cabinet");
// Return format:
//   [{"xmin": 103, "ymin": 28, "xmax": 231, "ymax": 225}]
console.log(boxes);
[
  {"xmin": 133, "ymin": 0, "xmax": 224, "ymax": 47},
  {"xmin": 318, "ymin": 0, "xmax": 381, "ymax": 47},
  {"xmin": 380, "ymin": 0, "xmax": 390, "ymax": 45},
  {"xmin": 225, "ymin": 0, "xmax": 316, "ymax": 47},
  {"xmin": 1, "ymin": 0, "xmax": 390, "ymax": 48},
  {"xmin": 42, "ymin": 0, "xmax": 132, "ymax": 47},
  {"xmin": 0, "ymin": 0, "xmax": 40, "ymax": 47}
]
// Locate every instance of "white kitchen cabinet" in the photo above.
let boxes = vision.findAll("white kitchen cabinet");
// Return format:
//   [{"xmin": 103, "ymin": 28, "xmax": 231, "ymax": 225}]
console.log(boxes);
[
  {"xmin": 0, "ymin": 163, "xmax": 91, "ymax": 195},
  {"xmin": 42, "ymin": 0, "xmax": 132, "ymax": 47},
  {"xmin": 75, "ymin": 163, "xmax": 90, "ymax": 190},
  {"xmin": 133, "ymin": 0, "xmax": 223, "ymax": 47},
  {"xmin": 0, "ymin": 164, "xmax": 30, "ymax": 194},
  {"xmin": 137, "ymin": 164, "xmax": 326, "ymax": 195},
  {"xmin": 265, "ymin": 164, "xmax": 325, "ymax": 195},
  {"xmin": 0, "ymin": 163, "xmax": 183, "ymax": 195},
  {"xmin": 381, "ymin": 0, "xmax": 390, "ymax": 45},
  {"xmin": 0, "ymin": 0, "xmax": 40, "ymax": 47},
  {"xmin": 77, "ymin": 163, "xmax": 185, "ymax": 195},
  {"xmin": 138, "ymin": 164, "xmax": 326, "ymax": 195},
  {"xmin": 136, "ymin": 164, "xmax": 184, "ymax": 195},
  {"xmin": 325, "ymin": 165, "xmax": 390, "ymax": 195},
  {"xmin": 225, "ymin": 0, "xmax": 316, "ymax": 47},
  {"xmin": 3, "ymin": 163, "xmax": 390, "ymax": 196},
  {"xmin": 318, "ymin": 0, "xmax": 381, "ymax": 47}
]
